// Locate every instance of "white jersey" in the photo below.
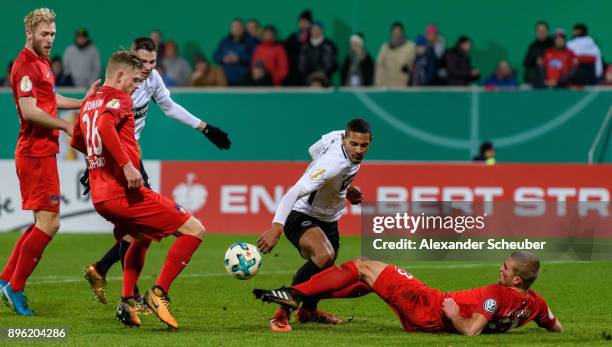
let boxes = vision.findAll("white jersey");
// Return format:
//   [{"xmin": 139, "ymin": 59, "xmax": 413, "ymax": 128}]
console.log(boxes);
[
  {"xmin": 131, "ymin": 69, "xmax": 201, "ymax": 140},
  {"xmin": 293, "ymin": 130, "xmax": 361, "ymax": 222}
]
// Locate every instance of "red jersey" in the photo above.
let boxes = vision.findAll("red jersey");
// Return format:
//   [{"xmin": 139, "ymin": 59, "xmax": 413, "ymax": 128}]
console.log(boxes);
[
  {"xmin": 444, "ymin": 284, "xmax": 557, "ymax": 333},
  {"xmin": 72, "ymin": 86, "xmax": 141, "ymax": 203},
  {"xmin": 11, "ymin": 48, "xmax": 59, "ymax": 156},
  {"xmin": 543, "ymin": 48, "xmax": 577, "ymax": 82}
]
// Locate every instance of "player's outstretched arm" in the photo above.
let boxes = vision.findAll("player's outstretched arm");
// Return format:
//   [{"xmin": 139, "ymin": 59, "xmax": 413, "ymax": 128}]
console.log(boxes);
[
  {"xmin": 56, "ymin": 79, "xmax": 101, "ymax": 109},
  {"xmin": 442, "ymin": 298, "xmax": 488, "ymax": 336},
  {"xmin": 18, "ymin": 97, "xmax": 72, "ymax": 135}
]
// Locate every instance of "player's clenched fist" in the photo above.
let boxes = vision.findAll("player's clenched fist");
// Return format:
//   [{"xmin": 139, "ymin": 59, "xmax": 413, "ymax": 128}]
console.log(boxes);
[
  {"xmin": 257, "ymin": 223, "xmax": 283, "ymax": 254},
  {"xmin": 346, "ymin": 186, "xmax": 363, "ymax": 205},
  {"xmin": 442, "ymin": 298, "xmax": 460, "ymax": 318},
  {"xmin": 123, "ymin": 162, "xmax": 143, "ymax": 189}
]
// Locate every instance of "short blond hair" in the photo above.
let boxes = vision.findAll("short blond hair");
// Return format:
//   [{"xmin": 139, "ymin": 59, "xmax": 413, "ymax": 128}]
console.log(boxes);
[
  {"xmin": 106, "ymin": 50, "xmax": 144, "ymax": 76},
  {"xmin": 24, "ymin": 8, "xmax": 56, "ymax": 31}
]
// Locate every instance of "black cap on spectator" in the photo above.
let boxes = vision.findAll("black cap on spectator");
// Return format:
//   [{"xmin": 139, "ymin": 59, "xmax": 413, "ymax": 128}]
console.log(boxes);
[
  {"xmin": 76, "ymin": 28, "xmax": 88, "ymax": 37},
  {"xmin": 391, "ymin": 22, "xmax": 404, "ymax": 31},
  {"xmin": 299, "ymin": 10, "xmax": 312, "ymax": 22},
  {"xmin": 456, "ymin": 35, "xmax": 471, "ymax": 46}
]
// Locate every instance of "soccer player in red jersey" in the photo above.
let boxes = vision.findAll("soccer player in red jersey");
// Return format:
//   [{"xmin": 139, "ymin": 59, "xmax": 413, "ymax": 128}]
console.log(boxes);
[
  {"xmin": 0, "ymin": 8, "xmax": 99, "ymax": 315},
  {"xmin": 254, "ymin": 251, "xmax": 563, "ymax": 335},
  {"xmin": 71, "ymin": 51, "xmax": 206, "ymax": 329}
]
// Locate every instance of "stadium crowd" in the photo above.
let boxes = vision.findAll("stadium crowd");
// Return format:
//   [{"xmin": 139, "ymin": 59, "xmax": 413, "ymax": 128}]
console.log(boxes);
[{"xmin": 2, "ymin": 9, "xmax": 609, "ymax": 89}]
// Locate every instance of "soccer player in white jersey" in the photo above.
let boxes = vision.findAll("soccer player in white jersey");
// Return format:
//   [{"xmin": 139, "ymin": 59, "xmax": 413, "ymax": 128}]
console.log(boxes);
[
  {"xmin": 257, "ymin": 118, "xmax": 372, "ymax": 331},
  {"xmin": 83, "ymin": 37, "xmax": 231, "ymax": 306}
]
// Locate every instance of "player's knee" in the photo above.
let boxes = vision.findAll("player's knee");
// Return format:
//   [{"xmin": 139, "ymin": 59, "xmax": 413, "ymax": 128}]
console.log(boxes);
[
  {"xmin": 312, "ymin": 249, "xmax": 335, "ymax": 269},
  {"xmin": 178, "ymin": 217, "xmax": 206, "ymax": 240},
  {"xmin": 36, "ymin": 213, "xmax": 60, "ymax": 235}
]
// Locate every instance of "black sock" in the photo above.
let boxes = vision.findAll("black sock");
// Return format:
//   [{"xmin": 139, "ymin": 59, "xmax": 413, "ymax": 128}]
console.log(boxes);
[
  {"xmin": 119, "ymin": 240, "xmax": 140, "ymax": 295},
  {"xmin": 292, "ymin": 261, "xmax": 323, "ymax": 310},
  {"xmin": 95, "ymin": 242, "xmax": 121, "ymax": 276}
]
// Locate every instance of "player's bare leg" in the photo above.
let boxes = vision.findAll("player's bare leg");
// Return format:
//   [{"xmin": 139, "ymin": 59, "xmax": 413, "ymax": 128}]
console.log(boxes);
[
  {"xmin": 1, "ymin": 211, "xmax": 57, "ymax": 315},
  {"xmin": 294, "ymin": 228, "xmax": 344, "ymax": 325},
  {"xmin": 145, "ymin": 216, "xmax": 204, "ymax": 329}
]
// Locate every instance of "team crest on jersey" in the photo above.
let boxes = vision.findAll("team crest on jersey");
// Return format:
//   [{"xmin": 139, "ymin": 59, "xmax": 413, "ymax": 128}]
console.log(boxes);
[
  {"xmin": 483, "ymin": 298, "xmax": 497, "ymax": 314},
  {"xmin": 50, "ymin": 194, "xmax": 60, "ymax": 206},
  {"xmin": 106, "ymin": 99, "xmax": 121, "ymax": 109},
  {"xmin": 309, "ymin": 168, "xmax": 326, "ymax": 181},
  {"xmin": 20, "ymin": 76, "xmax": 33, "ymax": 92},
  {"xmin": 301, "ymin": 220, "xmax": 313, "ymax": 228}
]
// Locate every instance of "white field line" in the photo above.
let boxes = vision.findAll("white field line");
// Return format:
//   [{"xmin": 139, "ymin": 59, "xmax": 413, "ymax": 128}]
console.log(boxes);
[{"xmin": 25, "ymin": 260, "xmax": 581, "ymax": 286}]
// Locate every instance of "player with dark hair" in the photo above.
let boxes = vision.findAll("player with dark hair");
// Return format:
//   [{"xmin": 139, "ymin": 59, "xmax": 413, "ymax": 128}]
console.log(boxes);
[
  {"xmin": 254, "ymin": 251, "xmax": 563, "ymax": 335},
  {"xmin": 0, "ymin": 8, "xmax": 99, "ymax": 315},
  {"xmin": 83, "ymin": 36, "xmax": 231, "ymax": 308},
  {"xmin": 257, "ymin": 118, "xmax": 372, "ymax": 331},
  {"xmin": 72, "ymin": 50, "xmax": 206, "ymax": 329}
]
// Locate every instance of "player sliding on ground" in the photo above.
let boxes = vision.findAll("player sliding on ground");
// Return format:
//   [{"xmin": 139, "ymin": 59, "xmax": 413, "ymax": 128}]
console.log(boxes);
[
  {"xmin": 71, "ymin": 51, "xmax": 206, "ymax": 329},
  {"xmin": 257, "ymin": 119, "xmax": 370, "ymax": 331},
  {"xmin": 82, "ymin": 37, "xmax": 230, "ymax": 309},
  {"xmin": 1, "ymin": 8, "xmax": 99, "ymax": 315},
  {"xmin": 254, "ymin": 251, "xmax": 562, "ymax": 335}
]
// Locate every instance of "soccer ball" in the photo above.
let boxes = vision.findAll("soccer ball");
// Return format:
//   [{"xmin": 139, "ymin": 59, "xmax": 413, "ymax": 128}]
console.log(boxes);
[{"xmin": 224, "ymin": 242, "xmax": 263, "ymax": 280}]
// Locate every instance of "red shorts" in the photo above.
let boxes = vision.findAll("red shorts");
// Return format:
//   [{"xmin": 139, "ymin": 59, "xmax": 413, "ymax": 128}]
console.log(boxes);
[
  {"xmin": 94, "ymin": 188, "xmax": 192, "ymax": 241},
  {"xmin": 15, "ymin": 155, "xmax": 60, "ymax": 212},
  {"xmin": 372, "ymin": 265, "xmax": 445, "ymax": 332}
]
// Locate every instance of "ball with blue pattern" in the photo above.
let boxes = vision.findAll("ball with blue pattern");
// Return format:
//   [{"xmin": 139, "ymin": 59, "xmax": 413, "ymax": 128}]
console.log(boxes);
[{"xmin": 224, "ymin": 242, "xmax": 263, "ymax": 280}]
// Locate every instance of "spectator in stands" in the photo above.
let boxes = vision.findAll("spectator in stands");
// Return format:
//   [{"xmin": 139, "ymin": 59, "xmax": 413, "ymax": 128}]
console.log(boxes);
[
  {"xmin": 567, "ymin": 23, "xmax": 603, "ymax": 85},
  {"xmin": 214, "ymin": 19, "xmax": 255, "ymax": 86},
  {"xmin": 445, "ymin": 35, "xmax": 480, "ymax": 85},
  {"xmin": 62, "ymin": 29, "xmax": 101, "ymax": 87},
  {"xmin": 1, "ymin": 61, "xmax": 13, "ymax": 87},
  {"xmin": 150, "ymin": 30, "xmax": 165, "ymax": 59},
  {"xmin": 242, "ymin": 60, "xmax": 274, "ymax": 86},
  {"xmin": 190, "ymin": 54, "xmax": 227, "ymax": 87},
  {"xmin": 246, "ymin": 18, "xmax": 262, "ymax": 42},
  {"xmin": 600, "ymin": 65, "xmax": 612, "ymax": 86},
  {"xmin": 160, "ymin": 40, "xmax": 193, "ymax": 86},
  {"xmin": 375, "ymin": 22, "xmax": 416, "ymax": 87},
  {"xmin": 542, "ymin": 29, "xmax": 577, "ymax": 88},
  {"xmin": 298, "ymin": 21, "xmax": 338, "ymax": 85},
  {"xmin": 483, "ymin": 60, "xmax": 518, "ymax": 89},
  {"xmin": 341, "ymin": 33, "xmax": 374, "ymax": 87},
  {"xmin": 155, "ymin": 65, "xmax": 177, "ymax": 87},
  {"xmin": 307, "ymin": 71, "xmax": 330, "ymax": 88},
  {"xmin": 51, "ymin": 56, "xmax": 73, "ymax": 87},
  {"xmin": 409, "ymin": 36, "xmax": 437, "ymax": 86},
  {"xmin": 424, "ymin": 23, "xmax": 446, "ymax": 60},
  {"xmin": 473, "ymin": 141, "xmax": 496, "ymax": 165},
  {"xmin": 252, "ymin": 25, "xmax": 289, "ymax": 86},
  {"xmin": 523, "ymin": 21, "xmax": 553, "ymax": 87},
  {"xmin": 284, "ymin": 9, "xmax": 312, "ymax": 85}
]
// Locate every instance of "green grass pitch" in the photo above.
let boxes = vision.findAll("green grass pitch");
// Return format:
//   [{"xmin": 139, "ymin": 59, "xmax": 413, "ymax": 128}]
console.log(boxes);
[{"xmin": 0, "ymin": 232, "xmax": 611, "ymax": 346}]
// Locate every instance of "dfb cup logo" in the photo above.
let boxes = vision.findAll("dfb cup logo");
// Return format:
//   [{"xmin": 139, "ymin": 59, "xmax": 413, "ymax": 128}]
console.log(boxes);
[
  {"xmin": 484, "ymin": 298, "xmax": 497, "ymax": 314},
  {"xmin": 172, "ymin": 173, "xmax": 207, "ymax": 212}
]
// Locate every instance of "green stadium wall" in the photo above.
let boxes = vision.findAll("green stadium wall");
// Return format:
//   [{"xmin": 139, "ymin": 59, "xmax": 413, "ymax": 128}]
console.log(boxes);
[
  {"xmin": 0, "ymin": 89, "xmax": 610, "ymax": 162},
  {"xmin": 1, "ymin": 0, "xmax": 611, "ymax": 83}
]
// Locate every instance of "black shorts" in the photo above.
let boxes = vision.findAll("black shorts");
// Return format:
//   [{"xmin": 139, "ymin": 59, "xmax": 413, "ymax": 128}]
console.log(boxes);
[{"xmin": 284, "ymin": 211, "xmax": 340, "ymax": 252}]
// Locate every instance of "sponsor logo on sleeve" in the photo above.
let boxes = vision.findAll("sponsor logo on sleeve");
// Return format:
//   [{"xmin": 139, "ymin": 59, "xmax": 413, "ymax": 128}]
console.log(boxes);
[
  {"xmin": 301, "ymin": 220, "xmax": 313, "ymax": 228},
  {"xmin": 106, "ymin": 99, "xmax": 121, "ymax": 109},
  {"xmin": 309, "ymin": 168, "xmax": 326, "ymax": 181},
  {"xmin": 483, "ymin": 298, "xmax": 497, "ymax": 314},
  {"xmin": 20, "ymin": 76, "xmax": 32, "ymax": 92}
]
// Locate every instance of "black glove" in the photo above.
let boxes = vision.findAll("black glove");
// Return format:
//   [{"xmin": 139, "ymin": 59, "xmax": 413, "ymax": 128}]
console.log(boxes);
[
  {"xmin": 80, "ymin": 168, "xmax": 91, "ymax": 196},
  {"xmin": 202, "ymin": 123, "xmax": 231, "ymax": 150}
]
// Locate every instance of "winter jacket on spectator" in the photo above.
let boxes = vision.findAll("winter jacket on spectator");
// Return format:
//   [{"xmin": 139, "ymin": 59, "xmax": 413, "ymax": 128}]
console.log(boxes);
[
  {"xmin": 161, "ymin": 56, "xmax": 193, "ymax": 86},
  {"xmin": 523, "ymin": 37, "xmax": 553, "ymax": 85},
  {"xmin": 375, "ymin": 40, "xmax": 416, "ymax": 87},
  {"xmin": 284, "ymin": 30, "xmax": 309, "ymax": 85},
  {"xmin": 252, "ymin": 42, "xmax": 289, "ymax": 86},
  {"xmin": 409, "ymin": 47, "xmax": 437, "ymax": 86},
  {"xmin": 543, "ymin": 47, "xmax": 577, "ymax": 86},
  {"xmin": 567, "ymin": 35, "xmax": 603, "ymax": 81},
  {"xmin": 445, "ymin": 47, "xmax": 478, "ymax": 85},
  {"xmin": 482, "ymin": 74, "xmax": 518, "ymax": 88},
  {"xmin": 191, "ymin": 66, "xmax": 227, "ymax": 87},
  {"xmin": 214, "ymin": 35, "xmax": 255, "ymax": 85},
  {"xmin": 62, "ymin": 41, "xmax": 101, "ymax": 87},
  {"xmin": 341, "ymin": 53, "xmax": 374, "ymax": 86},
  {"xmin": 298, "ymin": 38, "xmax": 338, "ymax": 83}
]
